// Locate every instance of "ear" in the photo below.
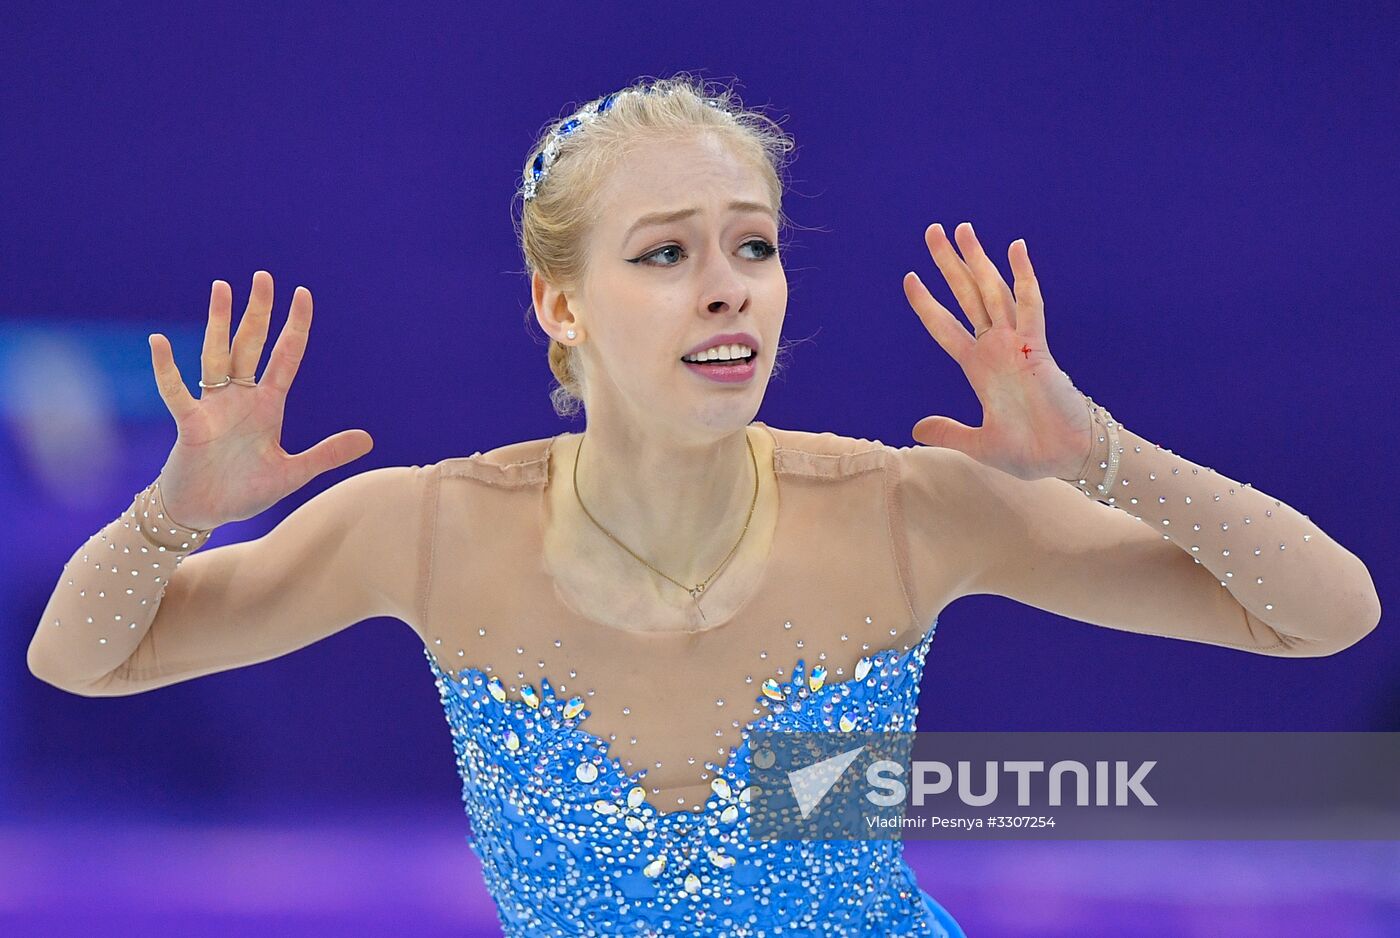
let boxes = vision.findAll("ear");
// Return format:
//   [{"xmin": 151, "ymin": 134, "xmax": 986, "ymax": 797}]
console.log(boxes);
[{"xmin": 532, "ymin": 271, "xmax": 579, "ymax": 340}]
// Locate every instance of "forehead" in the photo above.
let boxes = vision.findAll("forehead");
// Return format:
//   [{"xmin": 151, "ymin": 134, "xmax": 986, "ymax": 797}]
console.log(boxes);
[{"xmin": 596, "ymin": 132, "xmax": 772, "ymax": 222}]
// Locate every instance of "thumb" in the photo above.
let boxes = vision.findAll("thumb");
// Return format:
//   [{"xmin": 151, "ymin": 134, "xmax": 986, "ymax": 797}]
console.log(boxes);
[
  {"xmin": 911, "ymin": 416, "xmax": 979, "ymax": 455},
  {"xmin": 288, "ymin": 429, "xmax": 375, "ymax": 488}
]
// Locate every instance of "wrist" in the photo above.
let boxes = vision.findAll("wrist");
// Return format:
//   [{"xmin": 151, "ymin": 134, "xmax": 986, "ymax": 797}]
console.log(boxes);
[
  {"xmin": 135, "ymin": 479, "xmax": 217, "ymax": 552},
  {"xmin": 1057, "ymin": 393, "xmax": 1097, "ymax": 482},
  {"xmin": 1058, "ymin": 395, "xmax": 1122, "ymax": 502}
]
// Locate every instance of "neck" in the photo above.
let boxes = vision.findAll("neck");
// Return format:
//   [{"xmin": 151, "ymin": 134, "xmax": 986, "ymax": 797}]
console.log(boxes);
[{"xmin": 567, "ymin": 421, "xmax": 766, "ymax": 588}]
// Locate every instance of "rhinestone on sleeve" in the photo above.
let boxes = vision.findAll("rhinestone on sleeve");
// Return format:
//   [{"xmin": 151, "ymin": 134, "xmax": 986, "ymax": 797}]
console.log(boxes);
[{"xmin": 34, "ymin": 480, "xmax": 217, "ymax": 677}]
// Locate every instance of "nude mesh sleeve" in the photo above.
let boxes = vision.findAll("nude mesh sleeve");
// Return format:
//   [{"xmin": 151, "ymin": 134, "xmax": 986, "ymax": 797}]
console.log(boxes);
[
  {"xmin": 893, "ymin": 415, "xmax": 1380, "ymax": 658},
  {"xmin": 27, "ymin": 464, "xmax": 433, "ymax": 696}
]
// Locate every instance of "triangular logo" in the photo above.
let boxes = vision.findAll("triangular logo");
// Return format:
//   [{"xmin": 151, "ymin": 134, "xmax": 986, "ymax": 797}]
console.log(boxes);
[{"xmin": 787, "ymin": 744, "xmax": 866, "ymax": 819}]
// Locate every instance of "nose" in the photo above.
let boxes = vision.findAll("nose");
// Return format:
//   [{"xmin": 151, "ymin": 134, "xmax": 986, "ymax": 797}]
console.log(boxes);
[{"xmin": 700, "ymin": 249, "xmax": 750, "ymax": 316}]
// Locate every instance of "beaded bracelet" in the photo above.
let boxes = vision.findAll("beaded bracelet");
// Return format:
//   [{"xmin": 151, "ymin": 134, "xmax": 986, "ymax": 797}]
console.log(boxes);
[
  {"xmin": 146, "ymin": 479, "xmax": 217, "ymax": 539},
  {"xmin": 1065, "ymin": 392, "xmax": 1122, "ymax": 503}
]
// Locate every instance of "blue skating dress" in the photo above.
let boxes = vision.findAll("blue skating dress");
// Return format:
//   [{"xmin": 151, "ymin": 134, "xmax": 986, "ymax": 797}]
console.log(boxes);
[{"xmin": 418, "ymin": 423, "xmax": 967, "ymax": 937}]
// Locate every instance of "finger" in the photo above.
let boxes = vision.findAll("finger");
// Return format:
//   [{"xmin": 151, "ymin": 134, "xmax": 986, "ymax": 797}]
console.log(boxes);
[
  {"xmin": 911, "ymin": 414, "xmax": 982, "ymax": 458},
  {"xmin": 903, "ymin": 271, "xmax": 976, "ymax": 366},
  {"xmin": 148, "ymin": 333, "xmax": 199, "ymax": 424},
  {"xmin": 925, "ymin": 223, "xmax": 992, "ymax": 335},
  {"xmin": 953, "ymin": 223, "xmax": 1018, "ymax": 331},
  {"xmin": 229, "ymin": 270, "xmax": 275, "ymax": 381},
  {"xmin": 260, "ymin": 285, "xmax": 313, "ymax": 398},
  {"xmin": 1008, "ymin": 239, "xmax": 1046, "ymax": 339},
  {"xmin": 286, "ymin": 429, "xmax": 375, "ymax": 489},
  {"xmin": 201, "ymin": 279, "xmax": 232, "ymax": 389}
]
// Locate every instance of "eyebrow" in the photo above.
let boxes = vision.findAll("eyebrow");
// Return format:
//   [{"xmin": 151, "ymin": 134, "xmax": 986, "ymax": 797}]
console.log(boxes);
[{"xmin": 622, "ymin": 200, "xmax": 776, "ymax": 243}]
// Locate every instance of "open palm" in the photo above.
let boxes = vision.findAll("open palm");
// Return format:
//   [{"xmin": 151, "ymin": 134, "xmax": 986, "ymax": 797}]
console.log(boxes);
[
  {"xmin": 147, "ymin": 271, "xmax": 373, "ymax": 530},
  {"xmin": 902, "ymin": 222, "xmax": 1093, "ymax": 482}
]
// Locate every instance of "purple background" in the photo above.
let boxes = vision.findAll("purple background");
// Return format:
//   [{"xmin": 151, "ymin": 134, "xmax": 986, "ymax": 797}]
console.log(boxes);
[{"xmin": 4, "ymin": 1, "xmax": 1397, "ymax": 935}]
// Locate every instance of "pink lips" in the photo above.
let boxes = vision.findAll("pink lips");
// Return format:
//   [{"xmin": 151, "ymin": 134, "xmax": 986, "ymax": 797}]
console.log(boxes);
[{"xmin": 682, "ymin": 355, "xmax": 757, "ymax": 384}]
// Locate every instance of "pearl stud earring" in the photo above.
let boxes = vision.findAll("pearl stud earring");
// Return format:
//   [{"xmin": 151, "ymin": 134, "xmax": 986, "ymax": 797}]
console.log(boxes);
[{"xmin": 566, "ymin": 329, "xmax": 577, "ymax": 340}]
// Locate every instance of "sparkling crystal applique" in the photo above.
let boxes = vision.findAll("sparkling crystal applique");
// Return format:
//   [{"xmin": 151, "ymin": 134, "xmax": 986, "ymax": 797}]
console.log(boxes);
[{"xmin": 424, "ymin": 616, "xmax": 942, "ymax": 937}]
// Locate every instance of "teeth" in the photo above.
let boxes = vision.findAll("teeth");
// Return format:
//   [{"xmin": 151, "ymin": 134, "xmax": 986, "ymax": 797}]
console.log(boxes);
[{"xmin": 682, "ymin": 343, "xmax": 755, "ymax": 363}]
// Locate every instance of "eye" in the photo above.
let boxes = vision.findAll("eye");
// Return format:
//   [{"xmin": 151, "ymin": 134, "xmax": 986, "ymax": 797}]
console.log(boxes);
[
  {"xmin": 741, "ymin": 238, "xmax": 779, "ymax": 261},
  {"xmin": 639, "ymin": 244, "xmax": 685, "ymax": 267},
  {"xmin": 631, "ymin": 238, "xmax": 779, "ymax": 268}
]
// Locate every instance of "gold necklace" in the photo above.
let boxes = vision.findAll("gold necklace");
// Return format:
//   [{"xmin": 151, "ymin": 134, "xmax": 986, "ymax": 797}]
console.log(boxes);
[{"xmin": 572, "ymin": 429, "xmax": 759, "ymax": 623}]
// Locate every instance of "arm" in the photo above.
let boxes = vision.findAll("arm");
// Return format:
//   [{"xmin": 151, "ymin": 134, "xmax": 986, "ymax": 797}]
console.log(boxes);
[
  {"xmin": 27, "ymin": 463, "xmax": 433, "ymax": 696},
  {"xmin": 895, "ymin": 424, "xmax": 1381, "ymax": 657},
  {"xmin": 895, "ymin": 222, "xmax": 1379, "ymax": 657}
]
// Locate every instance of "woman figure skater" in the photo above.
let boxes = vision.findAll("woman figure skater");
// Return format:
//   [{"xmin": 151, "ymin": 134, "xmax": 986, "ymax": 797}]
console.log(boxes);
[{"xmin": 27, "ymin": 74, "xmax": 1380, "ymax": 937}]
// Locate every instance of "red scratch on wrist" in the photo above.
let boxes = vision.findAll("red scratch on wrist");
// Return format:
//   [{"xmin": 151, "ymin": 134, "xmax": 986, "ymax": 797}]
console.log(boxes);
[{"xmin": 1020, "ymin": 343, "xmax": 1032, "ymax": 359}]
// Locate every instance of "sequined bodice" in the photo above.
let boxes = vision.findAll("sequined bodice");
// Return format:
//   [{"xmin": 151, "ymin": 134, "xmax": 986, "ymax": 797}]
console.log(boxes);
[
  {"xmin": 417, "ymin": 423, "xmax": 959, "ymax": 937},
  {"xmin": 426, "ymin": 618, "xmax": 938, "ymax": 936}
]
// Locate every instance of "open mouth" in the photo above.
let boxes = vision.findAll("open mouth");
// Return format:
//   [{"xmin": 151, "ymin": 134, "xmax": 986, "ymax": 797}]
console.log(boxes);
[{"xmin": 680, "ymin": 352, "xmax": 756, "ymax": 366}]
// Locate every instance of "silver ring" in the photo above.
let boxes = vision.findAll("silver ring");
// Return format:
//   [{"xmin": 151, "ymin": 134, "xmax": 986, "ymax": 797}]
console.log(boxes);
[{"xmin": 199, "ymin": 374, "xmax": 257, "ymax": 389}]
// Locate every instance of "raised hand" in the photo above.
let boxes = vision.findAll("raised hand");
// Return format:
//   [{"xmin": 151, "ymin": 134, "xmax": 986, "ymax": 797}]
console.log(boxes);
[
  {"xmin": 901, "ymin": 222, "xmax": 1093, "ymax": 482},
  {"xmin": 146, "ymin": 271, "xmax": 374, "ymax": 530}
]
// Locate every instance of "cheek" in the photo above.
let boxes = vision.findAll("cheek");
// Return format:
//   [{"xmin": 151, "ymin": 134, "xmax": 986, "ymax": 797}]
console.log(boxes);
[
  {"xmin": 759, "ymin": 267, "xmax": 788, "ymax": 304},
  {"xmin": 763, "ymin": 282, "xmax": 788, "ymax": 330},
  {"xmin": 592, "ymin": 326, "xmax": 680, "ymax": 380}
]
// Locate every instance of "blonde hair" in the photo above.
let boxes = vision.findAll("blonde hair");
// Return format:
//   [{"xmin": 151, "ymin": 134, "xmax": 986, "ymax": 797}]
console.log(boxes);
[{"xmin": 513, "ymin": 72, "xmax": 798, "ymax": 418}]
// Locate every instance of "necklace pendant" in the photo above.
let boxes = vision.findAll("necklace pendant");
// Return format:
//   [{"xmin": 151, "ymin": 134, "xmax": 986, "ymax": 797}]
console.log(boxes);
[{"xmin": 690, "ymin": 584, "xmax": 705, "ymax": 598}]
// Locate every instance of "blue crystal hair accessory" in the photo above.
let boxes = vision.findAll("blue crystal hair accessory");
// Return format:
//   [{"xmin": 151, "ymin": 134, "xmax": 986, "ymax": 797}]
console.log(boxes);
[{"xmin": 522, "ymin": 85, "xmax": 726, "ymax": 203}]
